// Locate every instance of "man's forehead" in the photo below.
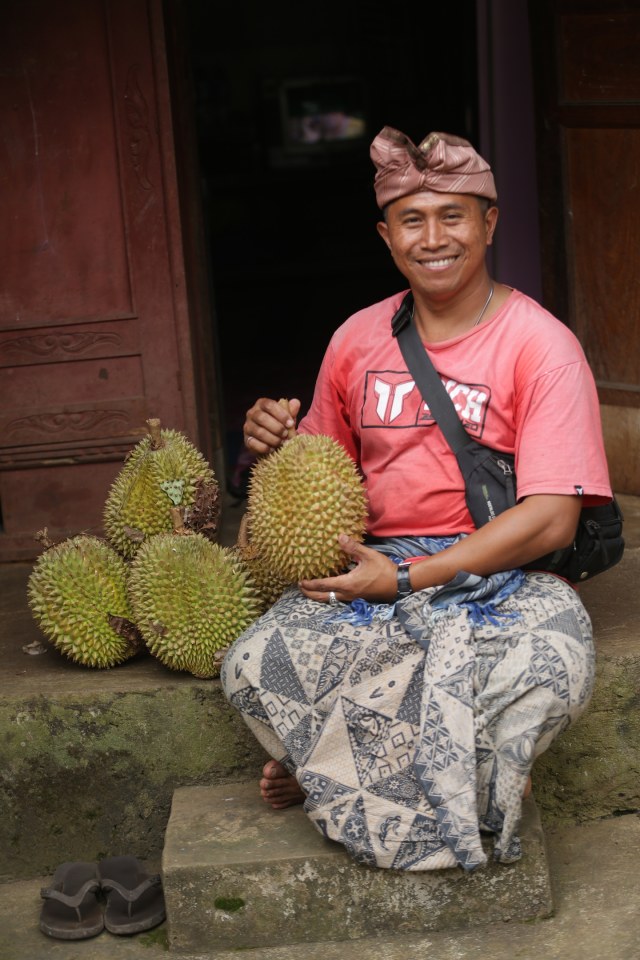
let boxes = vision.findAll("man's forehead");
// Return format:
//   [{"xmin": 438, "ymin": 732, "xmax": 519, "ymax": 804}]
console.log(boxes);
[{"xmin": 388, "ymin": 191, "xmax": 483, "ymax": 213}]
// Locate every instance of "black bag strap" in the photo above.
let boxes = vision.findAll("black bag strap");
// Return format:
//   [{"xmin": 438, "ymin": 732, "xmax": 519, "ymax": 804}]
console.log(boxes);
[{"xmin": 391, "ymin": 292, "xmax": 471, "ymax": 454}]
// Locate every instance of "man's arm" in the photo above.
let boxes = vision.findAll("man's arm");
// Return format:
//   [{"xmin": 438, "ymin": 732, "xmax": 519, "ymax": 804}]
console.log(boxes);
[
  {"xmin": 410, "ymin": 493, "xmax": 581, "ymax": 583},
  {"xmin": 300, "ymin": 494, "xmax": 582, "ymax": 604}
]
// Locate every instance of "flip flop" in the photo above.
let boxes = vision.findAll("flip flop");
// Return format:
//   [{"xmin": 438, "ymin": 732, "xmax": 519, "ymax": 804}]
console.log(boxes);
[
  {"xmin": 39, "ymin": 861, "xmax": 103, "ymax": 940},
  {"xmin": 97, "ymin": 856, "xmax": 165, "ymax": 935}
]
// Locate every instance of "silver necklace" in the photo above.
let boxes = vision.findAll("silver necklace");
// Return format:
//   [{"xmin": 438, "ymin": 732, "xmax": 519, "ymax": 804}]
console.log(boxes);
[
  {"xmin": 473, "ymin": 284, "xmax": 494, "ymax": 326},
  {"xmin": 412, "ymin": 284, "xmax": 495, "ymax": 332}
]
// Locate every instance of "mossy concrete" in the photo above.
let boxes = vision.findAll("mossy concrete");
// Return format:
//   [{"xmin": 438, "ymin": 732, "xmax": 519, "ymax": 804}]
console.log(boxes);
[
  {"xmin": 0, "ymin": 682, "xmax": 267, "ymax": 882},
  {"xmin": 162, "ymin": 782, "xmax": 552, "ymax": 953},
  {"xmin": 531, "ymin": 494, "xmax": 640, "ymax": 823},
  {"xmin": 532, "ymin": 656, "xmax": 640, "ymax": 823},
  {"xmin": 0, "ymin": 499, "xmax": 260, "ymax": 883}
]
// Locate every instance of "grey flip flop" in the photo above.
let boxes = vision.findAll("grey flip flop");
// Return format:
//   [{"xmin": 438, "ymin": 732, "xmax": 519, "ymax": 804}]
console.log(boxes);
[
  {"xmin": 97, "ymin": 856, "xmax": 165, "ymax": 935},
  {"xmin": 39, "ymin": 861, "xmax": 103, "ymax": 940}
]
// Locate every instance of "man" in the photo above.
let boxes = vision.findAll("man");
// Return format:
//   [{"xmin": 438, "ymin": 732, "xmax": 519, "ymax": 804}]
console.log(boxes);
[{"xmin": 221, "ymin": 128, "xmax": 612, "ymax": 871}]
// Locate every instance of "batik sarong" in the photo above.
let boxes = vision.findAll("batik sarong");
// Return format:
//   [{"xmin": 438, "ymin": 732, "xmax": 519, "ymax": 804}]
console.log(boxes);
[{"xmin": 221, "ymin": 570, "xmax": 594, "ymax": 872}]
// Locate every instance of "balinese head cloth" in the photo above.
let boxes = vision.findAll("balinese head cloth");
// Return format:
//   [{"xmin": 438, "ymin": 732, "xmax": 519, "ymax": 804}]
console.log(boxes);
[{"xmin": 370, "ymin": 127, "xmax": 497, "ymax": 209}]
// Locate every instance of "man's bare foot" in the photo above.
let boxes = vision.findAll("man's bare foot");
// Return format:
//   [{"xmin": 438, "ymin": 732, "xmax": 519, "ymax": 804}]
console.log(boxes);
[
  {"xmin": 260, "ymin": 759, "xmax": 306, "ymax": 809},
  {"xmin": 523, "ymin": 775, "xmax": 532, "ymax": 799}
]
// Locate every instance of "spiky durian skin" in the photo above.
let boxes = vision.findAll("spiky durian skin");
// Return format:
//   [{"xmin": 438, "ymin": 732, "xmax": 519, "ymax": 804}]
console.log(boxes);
[
  {"xmin": 28, "ymin": 537, "xmax": 137, "ymax": 668},
  {"xmin": 247, "ymin": 434, "xmax": 368, "ymax": 582},
  {"xmin": 103, "ymin": 430, "xmax": 217, "ymax": 558},
  {"xmin": 234, "ymin": 513, "xmax": 288, "ymax": 614},
  {"xmin": 234, "ymin": 547, "xmax": 289, "ymax": 614},
  {"xmin": 128, "ymin": 533, "xmax": 261, "ymax": 679}
]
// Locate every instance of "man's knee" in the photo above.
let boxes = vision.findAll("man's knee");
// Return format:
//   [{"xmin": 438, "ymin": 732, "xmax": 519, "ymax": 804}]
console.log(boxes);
[{"xmin": 220, "ymin": 640, "xmax": 246, "ymax": 699}]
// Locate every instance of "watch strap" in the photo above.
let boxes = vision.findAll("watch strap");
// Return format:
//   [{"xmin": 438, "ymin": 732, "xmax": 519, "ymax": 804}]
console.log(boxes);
[{"xmin": 396, "ymin": 561, "xmax": 413, "ymax": 600}]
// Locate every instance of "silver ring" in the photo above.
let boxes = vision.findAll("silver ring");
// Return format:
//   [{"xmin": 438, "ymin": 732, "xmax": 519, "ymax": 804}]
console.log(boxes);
[{"xmin": 328, "ymin": 591, "xmax": 338, "ymax": 607}]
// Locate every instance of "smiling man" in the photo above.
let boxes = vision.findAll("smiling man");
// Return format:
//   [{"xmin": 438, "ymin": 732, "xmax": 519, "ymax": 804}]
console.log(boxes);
[{"xmin": 222, "ymin": 128, "xmax": 613, "ymax": 873}]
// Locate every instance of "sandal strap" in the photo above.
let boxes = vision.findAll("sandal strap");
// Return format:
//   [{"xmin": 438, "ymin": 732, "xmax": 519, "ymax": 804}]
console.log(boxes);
[
  {"xmin": 40, "ymin": 878, "xmax": 101, "ymax": 921},
  {"xmin": 101, "ymin": 874, "xmax": 162, "ymax": 919}
]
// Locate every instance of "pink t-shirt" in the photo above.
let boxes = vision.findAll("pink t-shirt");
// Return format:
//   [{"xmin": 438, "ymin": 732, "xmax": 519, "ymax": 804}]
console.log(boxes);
[{"xmin": 299, "ymin": 288, "xmax": 612, "ymax": 537}]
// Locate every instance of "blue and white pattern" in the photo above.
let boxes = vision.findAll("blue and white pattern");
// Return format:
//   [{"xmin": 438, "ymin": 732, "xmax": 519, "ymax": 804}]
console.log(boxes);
[{"xmin": 221, "ymin": 569, "xmax": 594, "ymax": 872}]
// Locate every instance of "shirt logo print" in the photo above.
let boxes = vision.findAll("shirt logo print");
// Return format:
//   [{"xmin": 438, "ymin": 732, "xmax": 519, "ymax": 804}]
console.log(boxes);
[
  {"xmin": 373, "ymin": 377, "xmax": 415, "ymax": 422},
  {"xmin": 362, "ymin": 370, "xmax": 490, "ymax": 437}
]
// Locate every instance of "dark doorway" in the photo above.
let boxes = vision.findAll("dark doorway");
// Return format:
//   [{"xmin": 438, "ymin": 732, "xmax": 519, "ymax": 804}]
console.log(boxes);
[{"xmin": 182, "ymin": 1, "xmax": 479, "ymax": 488}]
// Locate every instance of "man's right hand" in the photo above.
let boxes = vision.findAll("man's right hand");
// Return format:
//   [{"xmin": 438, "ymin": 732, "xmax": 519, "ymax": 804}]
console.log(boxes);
[{"xmin": 243, "ymin": 397, "xmax": 301, "ymax": 456}]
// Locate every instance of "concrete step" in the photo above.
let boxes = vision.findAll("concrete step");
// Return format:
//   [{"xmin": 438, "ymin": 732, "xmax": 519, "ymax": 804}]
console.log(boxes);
[
  {"xmin": 2, "ymin": 813, "xmax": 640, "ymax": 960},
  {"xmin": 1, "ymin": 494, "xmax": 638, "ymax": 882},
  {"xmin": 161, "ymin": 781, "xmax": 552, "ymax": 954}
]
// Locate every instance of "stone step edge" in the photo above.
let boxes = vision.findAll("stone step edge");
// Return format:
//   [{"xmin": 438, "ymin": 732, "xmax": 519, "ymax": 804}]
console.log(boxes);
[{"xmin": 161, "ymin": 782, "xmax": 552, "ymax": 954}]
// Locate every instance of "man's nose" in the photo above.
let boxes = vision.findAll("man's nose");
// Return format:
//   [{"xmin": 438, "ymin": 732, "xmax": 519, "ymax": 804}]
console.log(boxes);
[{"xmin": 419, "ymin": 219, "xmax": 446, "ymax": 248}]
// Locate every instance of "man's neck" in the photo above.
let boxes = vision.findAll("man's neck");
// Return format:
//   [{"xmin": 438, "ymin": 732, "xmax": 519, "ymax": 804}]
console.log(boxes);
[{"xmin": 412, "ymin": 278, "xmax": 502, "ymax": 342}]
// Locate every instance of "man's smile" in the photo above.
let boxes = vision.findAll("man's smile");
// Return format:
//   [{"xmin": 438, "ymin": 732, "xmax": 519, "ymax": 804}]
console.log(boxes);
[{"xmin": 416, "ymin": 256, "xmax": 459, "ymax": 270}]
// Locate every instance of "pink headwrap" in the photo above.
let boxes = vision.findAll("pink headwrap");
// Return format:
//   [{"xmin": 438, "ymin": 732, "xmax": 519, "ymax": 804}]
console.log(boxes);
[{"xmin": 370, "ymin": 127, "xmax": 497, "ymax": 209}]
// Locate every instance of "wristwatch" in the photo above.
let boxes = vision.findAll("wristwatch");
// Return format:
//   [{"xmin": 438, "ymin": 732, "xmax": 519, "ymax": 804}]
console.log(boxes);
[{"xmin": 396, "ymin": 561, "xmax": 414, "ymax": 601}]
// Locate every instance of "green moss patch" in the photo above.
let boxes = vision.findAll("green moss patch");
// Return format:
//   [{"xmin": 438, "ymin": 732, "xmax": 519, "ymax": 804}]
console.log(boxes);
[{"xmin": 214, "ymin": 896, "xmax": 245, "ymax": 912}]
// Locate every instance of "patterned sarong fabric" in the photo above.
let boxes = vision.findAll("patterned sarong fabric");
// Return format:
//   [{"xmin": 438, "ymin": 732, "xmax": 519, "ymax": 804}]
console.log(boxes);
[{"xmin": 221, "ymin": 571, "xmax": 594, "ymax": 872}]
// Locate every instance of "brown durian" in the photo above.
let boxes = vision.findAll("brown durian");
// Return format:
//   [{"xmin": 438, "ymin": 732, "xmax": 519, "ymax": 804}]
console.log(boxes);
[{"xmin": 235, "ymin": 513, "xmax": 289, "ymax": 613}]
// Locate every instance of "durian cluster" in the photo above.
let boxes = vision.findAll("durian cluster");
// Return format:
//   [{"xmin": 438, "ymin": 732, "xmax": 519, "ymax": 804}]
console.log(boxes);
[
  {"xmin": 28, "ymin": 419, "xmax": 260, "ymax": 678},
  {"xmin": 28, "ymin": 418, "xmax": 369, "ymax": 677}
]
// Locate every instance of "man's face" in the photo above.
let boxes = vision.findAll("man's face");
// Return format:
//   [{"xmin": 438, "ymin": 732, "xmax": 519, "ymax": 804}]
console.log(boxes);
[{"xmin": 376, "ymin": 191, "xmax": 498, "ymax": 302}]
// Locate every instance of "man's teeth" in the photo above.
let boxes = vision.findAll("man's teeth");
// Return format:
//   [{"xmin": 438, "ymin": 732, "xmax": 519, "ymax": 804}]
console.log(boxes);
[{"xmin": 423, "ymin": 258, "xmax": 455, "ymax": 267}]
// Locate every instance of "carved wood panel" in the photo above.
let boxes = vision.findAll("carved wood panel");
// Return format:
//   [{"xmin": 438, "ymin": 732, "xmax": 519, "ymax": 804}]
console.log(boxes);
[
  {"xmin": 565, "ymin": 127, "xmax": 640, "ymax": 393},
  {"xmin": 530, "ymin": 0, "xmax": 640, "ymax": 493},
  {"xmin": 0, "ymin": 0, "xmax": 206, "ymax": 559}
]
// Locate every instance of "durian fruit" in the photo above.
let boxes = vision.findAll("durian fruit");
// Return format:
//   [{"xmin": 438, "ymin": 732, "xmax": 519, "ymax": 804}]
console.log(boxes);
[
  {"xmin": 104, "ymin": 418, "xmax": 219, "ymax": 558},
  {"xmin": 128, "ymin": 527, "xmax": 261, "ymax": 679},
  {"xmin": 235, "ymin": 513, "xmax": 288, "ymax": 614},
  {"xmin": 247, "ymin": 433, "xmax": 368, "ymax": 582},
  {"xmin": 28, "ymin": 536, "xmax": 142, "ymax": 668}
]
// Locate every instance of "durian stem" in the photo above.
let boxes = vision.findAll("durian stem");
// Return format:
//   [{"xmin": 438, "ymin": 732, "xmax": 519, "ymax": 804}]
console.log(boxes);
[
  {"xmin": 108, "ymin": 616, "xmax": 146, "ymax": 655},
  {"xmin": 277, "ymin": 399, "xmax": 296, "ymax": 440},
  {"xmin": 237, "ymin": 512, "xmax": 251, "ymax": 551},
  {"xmin": 34, "ymin": 528, "xmax": 54, "ymax": 550},
  {"xmin": 170, "ymin": 506, "xmax": 187, "ymax": 534},
  {"xmin": 146, "ymin": 418, "xmax": 164, "ymax": 449}
]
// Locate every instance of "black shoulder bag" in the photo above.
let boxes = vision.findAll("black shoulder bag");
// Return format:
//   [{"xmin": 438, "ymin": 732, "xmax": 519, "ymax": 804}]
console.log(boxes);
[{"xmin": 391, "ymin": 292, "xmax": 624, "ymax": 583}]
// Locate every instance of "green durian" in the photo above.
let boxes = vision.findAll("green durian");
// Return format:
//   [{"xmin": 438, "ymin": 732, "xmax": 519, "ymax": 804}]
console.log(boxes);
[
  {"xmin": 28, "ymin": 536, "xmax": 142, "ymax": 668},
  {"xmin": 235, "ymin": 513, "xmax": 288, "ymax": 614},
  {"xmin": 104, "ymin": 418, "xmax": 219, "ymax": 558},
  {"xmin": 247, "ymin": 433, "xmax": 368, "ymax": 582},
  {"xmin": 128, "ymin": 530, "xmax": 261, "ymax": 679}
]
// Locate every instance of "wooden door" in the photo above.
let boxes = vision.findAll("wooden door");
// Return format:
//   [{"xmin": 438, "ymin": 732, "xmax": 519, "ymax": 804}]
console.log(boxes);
[
  {"xmin": 529, "ymin": 0, "xmax": 640, "ymax": 494},
  {"xmin": 0, "ymin": 0, "xmax": 217, "ymax": 560}
]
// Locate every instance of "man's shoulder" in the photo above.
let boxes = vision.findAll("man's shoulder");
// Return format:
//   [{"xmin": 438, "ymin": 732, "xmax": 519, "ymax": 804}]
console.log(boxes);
[
  {"xmin": 500, "ymin": 290, "xmax": 589, "ymax": 374},
  {"xmin": 330, "ymin": 290, "xmax": 408, "ymax": 348},
  {"xmin": 506, "ymin": 289, "xmax": 571, "ymax": 331},
  {"xmin": 503, "ymin": 289, "xmax": 585, "ymax": 349}
]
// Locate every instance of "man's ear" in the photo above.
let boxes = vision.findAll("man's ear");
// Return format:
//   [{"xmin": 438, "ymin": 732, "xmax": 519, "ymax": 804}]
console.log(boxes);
[
  {"xmin": 377, "ymin": 219, "xmax": 391, "ymax": 250},
  {"xmin": 485, "ymin": 205, "xmax": 499, "ymax": 246}
]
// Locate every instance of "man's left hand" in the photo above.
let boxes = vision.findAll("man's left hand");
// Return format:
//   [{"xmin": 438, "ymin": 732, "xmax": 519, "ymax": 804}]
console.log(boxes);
[{"xmin": 299, "ymin": 534, "xmax": 399, "ymax": 605}]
